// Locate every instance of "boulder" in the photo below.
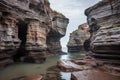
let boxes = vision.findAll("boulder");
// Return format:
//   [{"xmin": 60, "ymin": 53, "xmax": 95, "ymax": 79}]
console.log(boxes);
[
  {"xmin": 71, "ymin": 69, "xmax": 120, "ymax": 80},
  {"xmin": 57, "ymin": 60, "xmax": 91, "ymax": 72}
]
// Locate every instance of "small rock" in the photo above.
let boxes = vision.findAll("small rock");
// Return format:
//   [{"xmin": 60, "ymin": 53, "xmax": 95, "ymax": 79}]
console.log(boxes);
[{"xmin": 23, "ymin": 74, "xmax": 42, "ymax": 80}]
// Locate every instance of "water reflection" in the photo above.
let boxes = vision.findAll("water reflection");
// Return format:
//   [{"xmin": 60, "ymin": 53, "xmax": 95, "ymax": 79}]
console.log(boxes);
[
  {"xmin": 60, "ymin": 72, "xmax": 71, "ymax": 80},
  {"xmin": 60, "ymin": 53, "xmax": 71, "ymax": 80},
  {"xmin": 0, "ymin": 53, "xmax": 84, "ymax": 80},
  {"xmin": 60, "ymin": 54, "xmax": 70, "ymax": 60}
]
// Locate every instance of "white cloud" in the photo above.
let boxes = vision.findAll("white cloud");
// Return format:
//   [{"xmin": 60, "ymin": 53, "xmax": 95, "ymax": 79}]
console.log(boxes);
[{"xmin": 49, "ymin": 0, "xmax": 100, "ymax": 51}]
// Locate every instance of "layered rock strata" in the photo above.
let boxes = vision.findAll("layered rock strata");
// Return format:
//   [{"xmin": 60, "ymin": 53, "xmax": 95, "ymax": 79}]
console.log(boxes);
[
  {"xmin": 0, "ymin": 0, "xmax": 69, "ymax": 67},
  {"xmin": 47, "ymin": 12, "xmax": 69, "ymax": 54},
  {"xmin": 85, "ymin": 0, "xmax": 120, "ymax": 74},
  {"xmin": 67, "ymin": 23, "xmax": 90, "ymax": 53}
]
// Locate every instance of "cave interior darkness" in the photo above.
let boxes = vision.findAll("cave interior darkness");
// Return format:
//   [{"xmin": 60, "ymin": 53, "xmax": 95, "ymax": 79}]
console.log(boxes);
[{"xmin": 13, "ymin": 22, "xmax": 28, "ymax": 62}]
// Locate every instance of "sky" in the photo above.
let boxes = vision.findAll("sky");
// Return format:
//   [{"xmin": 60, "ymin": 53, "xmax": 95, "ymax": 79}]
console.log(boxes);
[{"xmin": 49, "ymin": 0, "xmax": 100, "ymax": 51}]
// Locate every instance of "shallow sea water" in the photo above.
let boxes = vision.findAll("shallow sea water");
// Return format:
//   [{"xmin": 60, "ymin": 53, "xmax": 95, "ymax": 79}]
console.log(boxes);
[{"xmin": 0, "ymin": 52, "xmax": 85, "ymax": 80}]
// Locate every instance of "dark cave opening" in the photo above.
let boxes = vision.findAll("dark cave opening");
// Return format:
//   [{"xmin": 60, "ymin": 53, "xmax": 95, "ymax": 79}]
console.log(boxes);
[
  {"xmin": 13, "ymin": 22, "xmax": 28, "ymax": 62},
  {"xmin": 18, "ymin": 22, "xmax": 28, "ymax": 48}
]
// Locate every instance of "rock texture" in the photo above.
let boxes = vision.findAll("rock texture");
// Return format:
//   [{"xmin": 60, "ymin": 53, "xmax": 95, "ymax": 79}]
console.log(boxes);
[
  {"xmin": 85, "ymin": 0, "xmax": 120, "ymax": 74},
  {"xmin": 57, "ymin": 59, "xmax": 91, "ymax": 72},
  {"xmin": 71, "ymin": 69, "xmax": 120, "ymax": 80},
  {"xmin": 47, "ymin": 11, "xmax": 69, "ymax": 54},
  {"xmin": 0, "ymin": 0, "xmax": 69, "ymax": 67},
  {"xmin": 11, "ymin": 74, "xmax": 42, "ymax": 80},
  {"xmin": 67, "ymin": 23, "xmax": 90, "ymax": 53}
]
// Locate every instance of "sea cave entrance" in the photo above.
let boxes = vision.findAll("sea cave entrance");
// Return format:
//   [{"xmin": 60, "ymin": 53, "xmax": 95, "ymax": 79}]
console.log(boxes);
[{"xmin": 13, "ymin": 21, "xmax": 28, "ymax": 62}]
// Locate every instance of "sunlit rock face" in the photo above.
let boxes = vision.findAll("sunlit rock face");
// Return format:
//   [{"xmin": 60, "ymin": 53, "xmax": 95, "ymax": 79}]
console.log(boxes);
[
  {"xmin": 85, "ymin": 0, "xmax": 120, "ymax": 73},
  {"xmin": 0, "ymin": 0, "xmax": 69, "ymax": 66},
  {"xmin": 67, "ymin": 23, "xmax": 90, "ymax": 53}
]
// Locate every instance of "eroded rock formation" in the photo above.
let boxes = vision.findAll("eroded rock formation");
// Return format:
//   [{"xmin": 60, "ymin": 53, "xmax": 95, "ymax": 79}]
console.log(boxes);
[
  {"xmin": 67, "ymin": 23, "xmax": 90, "ymax": 53},
  {"xmin": 0, "ymin": 0, "xmax": 69, "ymax": 67},
  {"xmin": 47, "ymin": 11, "xmax": 69, "ymax": 54},
  {"xmin": 85, "ymin": 0, "xmax": 120, "ymax": 74}
]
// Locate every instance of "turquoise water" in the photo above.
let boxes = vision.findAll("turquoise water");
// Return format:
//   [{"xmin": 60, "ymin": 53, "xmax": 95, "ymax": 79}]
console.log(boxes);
[{"xmin": 0, "ymin": 52, "xmax": 85, "ymax": 80}]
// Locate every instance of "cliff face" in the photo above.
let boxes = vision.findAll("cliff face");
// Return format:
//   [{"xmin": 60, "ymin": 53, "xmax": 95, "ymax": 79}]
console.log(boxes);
[
  {"xmin": 67, "ymin": 23, "xmax": 90, "ymax": 53},
  {"xmin": 0, "ymin": 0, "xmax": 69, "ymax": 67},
  {"xmin": 85, "ymin": 0, "xmax": 120, "ymax": 73},
  {"xmin": 47, "ymin": 11, "xmax": 69, "ymax": 54}
]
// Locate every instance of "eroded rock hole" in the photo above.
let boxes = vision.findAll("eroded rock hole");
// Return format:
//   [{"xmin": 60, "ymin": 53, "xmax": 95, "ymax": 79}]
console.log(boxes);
[
  {"xmin": 18, "ymin": 22, "xmax": 28, "ymax": 48},
  {"xmin": 13, "ymin": 22, "xmax": 28, "ymax": 62}
]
